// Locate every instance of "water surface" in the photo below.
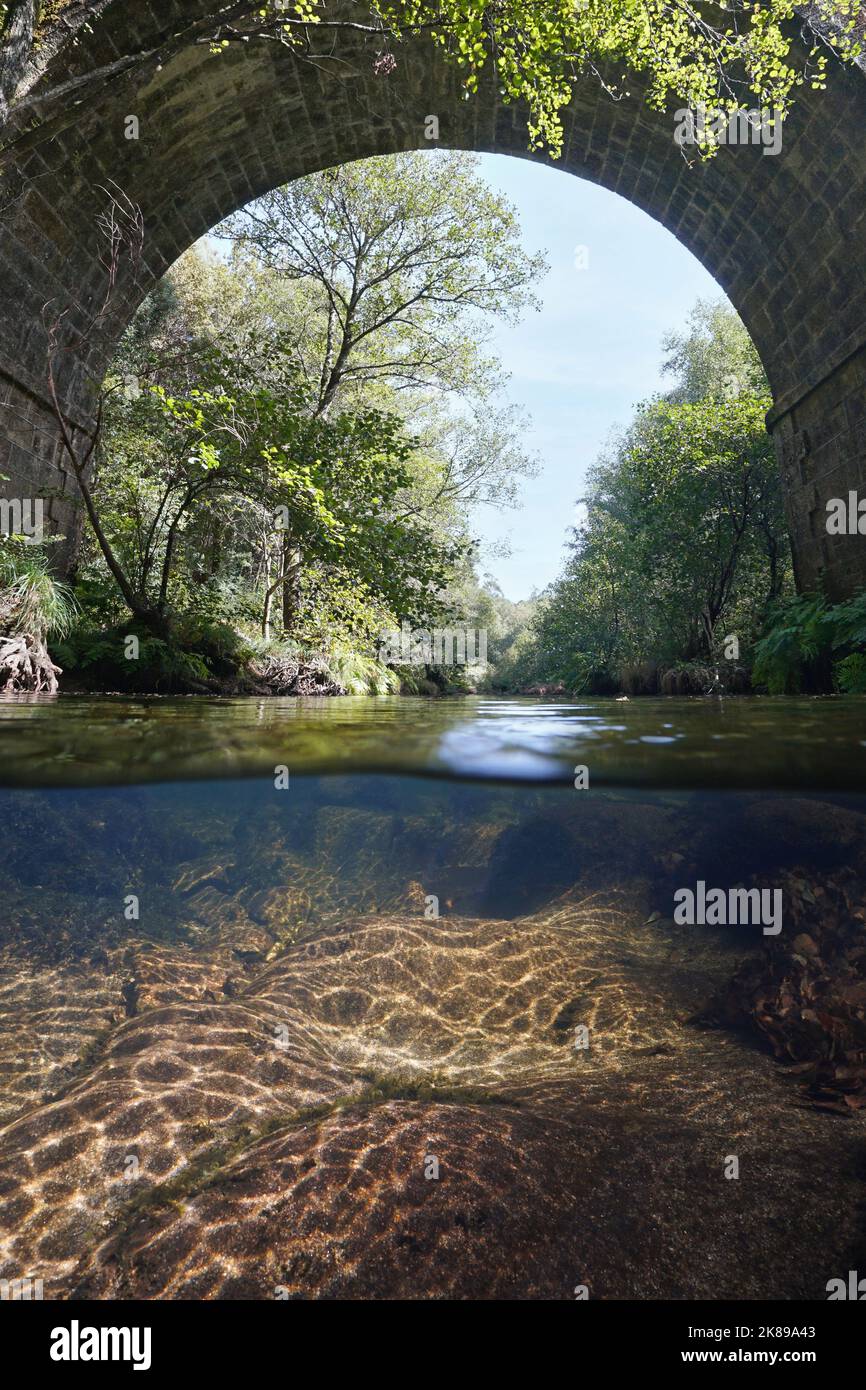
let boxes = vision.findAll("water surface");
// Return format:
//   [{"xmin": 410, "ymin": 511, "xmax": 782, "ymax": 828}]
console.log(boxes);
[
  {"xmin": 1, "ymin": 694, "xmax": 865, "ymax": 1300},
  {"xmin": 0, "ymin": 693, "xmax": 864, "ymax": 788}
]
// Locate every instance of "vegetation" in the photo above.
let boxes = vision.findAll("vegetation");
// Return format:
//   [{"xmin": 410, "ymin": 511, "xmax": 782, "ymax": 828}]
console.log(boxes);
[
  {"xmin": 3, "ymin": 0, "xmax": 864, "ymax": 698},
  {"xmin": 0, "ymin": 543, "xmax": 77, "ymax": 692},
  {"xmin": 51, "ymin": 152, "xmax": 541, "ymax": 693},
  {"xmin": 0, "ymin": 545, "xmax": 77, "ymax": 642},
  {"xmin": 2, "ymin": 2, "xmax": 861, "ymax": 165},
  {"xmin": 489, "ymin": 297, "xmax": 866, "ymax": 699},
  {"xmin": 496, "ymin": 300, "xmax": 797, "ymax": 695},
  {"xmin": 752, "ymin": 591, "xmax": 866, "ymax": 694},
  {"xmin": 365, "ymin": 0, "xmax": 862, "ymax": 157}
]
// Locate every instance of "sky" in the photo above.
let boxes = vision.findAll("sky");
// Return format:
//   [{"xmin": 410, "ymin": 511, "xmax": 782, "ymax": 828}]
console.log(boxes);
[{"xmin": 471, "ymin": 153, "xmax": 728, "ymax": 602}]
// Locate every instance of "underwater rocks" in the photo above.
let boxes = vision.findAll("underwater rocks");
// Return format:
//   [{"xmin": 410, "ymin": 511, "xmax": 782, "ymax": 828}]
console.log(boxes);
[
  {"xmin": 482, "ymin": 818, "xmax": 577, "ymax": 916},
  {"xmin": 0, "ymin": 791, "xmax": 202, "ymax": 897},
  {"xmin": 687, "ymin": 795, "xmax": 866, "ymax": 886},
  {"xmin": 482, "ymin": 799, "xmax": 683, "ymax": 918},
  {"xmin": 2, "ymin": 886, "xmax": 866, "ymax": 1299},
  {"xmin": 71, "ymin": 1100, "xmax": 588, "ymax": 1299},
  {"xmin": 0, "ymin": 791, "xmax": 499, "ymax": 1136},
  {"xmin": 4, "ymin": 788, "xmax": 866, "ymax": 1299},
  {"xmin": 0, "ymin": 946, "xmax": 126, "ymax": 1125},
  {"xmin": 69, "ymin": 1066, "xmax": 866, "ymax": 1301},
  {"xmin": 0, "ymin": 991, "xmax": 362, "ymax": 1293},
  {"xmin": 0, "ymin": 888, "xmax": 742, "ymax": 1298},
  {"xmin": 699, "ymin": 867, "xmax": 866, "ymax": 1112}
]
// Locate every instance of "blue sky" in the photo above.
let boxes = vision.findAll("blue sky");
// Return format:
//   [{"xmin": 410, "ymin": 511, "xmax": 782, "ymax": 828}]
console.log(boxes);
[{"xmin": 472, "ymin": 153, "xmax": 728, "ymax": 601}]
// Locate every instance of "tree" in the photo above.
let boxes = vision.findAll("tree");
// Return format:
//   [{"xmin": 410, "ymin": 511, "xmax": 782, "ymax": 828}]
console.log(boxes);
[
  {"xmin": 600, "ymin": 395, "xmax": 787, "ymax": 659},
  {"xmin": 506, "ymin": 301, "xmax": 792, "ymax": 692},
  {"xmin": 661, "ymin": 298, "xmax": 768, "ymax": 404},
  {"xmin": 218, "ymin": 150, "xmax": 542, "ymax": 626},
  {"xmin": 219, "ymin": 151, "xmax": 544, "ymax": 416},
  {"xmin": 2, "ymin": 2, "xmax": 860, "ymax": 165},
  {"xmin": 92, "ymin": 344, "xmax": 465, "ymax": 643}
]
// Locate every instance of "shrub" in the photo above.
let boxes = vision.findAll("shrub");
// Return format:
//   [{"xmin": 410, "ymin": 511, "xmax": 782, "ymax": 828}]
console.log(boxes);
[
  {"xmin": 752, "ymin": 589, "xmax": 866, "ymax": 694},
  {"xmin": 0, "ymin": 546, "xmax": 78, "ymax": 639}
]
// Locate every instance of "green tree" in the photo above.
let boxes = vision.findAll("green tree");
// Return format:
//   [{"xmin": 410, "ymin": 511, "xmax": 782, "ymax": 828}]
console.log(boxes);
[
  {"xmin": 504, "ymin": 302, "xmax": 792, "ymax": 692},
  {"xmin": 88, "ymin": 341, "xmax": 464, "ymax": 648},
  {"xmin": 219, "ymin": 151, "xmax": 544, "ymax": 415},
  {"xmin": 217, "ymin": 150, "xmax": 543, "ymax": 626},
  {"xmin": 661, "ymin": 298, "xmax": 768, "ymax": 404}
]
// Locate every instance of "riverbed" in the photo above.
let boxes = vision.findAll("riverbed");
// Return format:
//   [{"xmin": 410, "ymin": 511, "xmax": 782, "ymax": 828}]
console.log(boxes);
[{"xmin": 1, "ymin": 695, "xmax": 865, "ymax": 1299}]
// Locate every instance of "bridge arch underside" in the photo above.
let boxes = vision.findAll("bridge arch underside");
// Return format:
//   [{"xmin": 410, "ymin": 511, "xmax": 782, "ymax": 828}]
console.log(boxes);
[{"xmin": 1, "ymin": 5, "xmax": 866, "ymax": 593}]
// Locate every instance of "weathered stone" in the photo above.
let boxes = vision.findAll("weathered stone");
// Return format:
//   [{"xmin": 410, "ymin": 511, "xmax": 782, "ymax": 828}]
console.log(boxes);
[{"xmin": 1, "ymin": 7, "xmax": 866, "ymax": 590}]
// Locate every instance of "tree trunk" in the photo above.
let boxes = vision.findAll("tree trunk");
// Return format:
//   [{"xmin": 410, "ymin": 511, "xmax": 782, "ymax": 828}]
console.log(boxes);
[
  {"xmin": 281, "ymin": 534, "xmax": 302, "ymax": 634},
  {"xmin": 262, "ymin": 547, "xmax": 272, "ymax": 641}
]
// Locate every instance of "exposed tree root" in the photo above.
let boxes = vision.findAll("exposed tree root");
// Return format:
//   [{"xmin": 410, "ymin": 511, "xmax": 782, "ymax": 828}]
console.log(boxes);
[
  {"xmin": 0, "ymin": 631, "xmax": 62, "ymax": 693},
  {"xmin": 249, "ymin": 653, "xmax": 343, "ymax": 696}
]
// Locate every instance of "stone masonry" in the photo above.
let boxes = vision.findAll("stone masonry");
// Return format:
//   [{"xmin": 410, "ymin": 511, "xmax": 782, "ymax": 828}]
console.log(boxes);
[{"xmin": 1, "ymin": 3, "xmax": 866, "ymax": 592}]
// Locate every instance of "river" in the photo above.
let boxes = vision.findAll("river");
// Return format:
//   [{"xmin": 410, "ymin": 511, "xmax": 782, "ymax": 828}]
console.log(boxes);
[{"xmin": 1, "ymin": 694, "xmax": 865, "ymax": 1299}]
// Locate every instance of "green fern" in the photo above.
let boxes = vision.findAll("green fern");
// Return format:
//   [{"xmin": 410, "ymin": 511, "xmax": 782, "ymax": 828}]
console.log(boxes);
[
  {"xmin": 752, "ymin": 593, "xmax": 835, "ymax": 693},
  {"xmin": 834, "ymin": 652, "xmax": 866, "ymax": 694}
]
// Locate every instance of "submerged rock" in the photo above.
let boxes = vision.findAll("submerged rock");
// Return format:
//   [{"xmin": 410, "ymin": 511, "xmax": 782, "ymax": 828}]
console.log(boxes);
[
  {"xmin": 482, "ymin": 818, "xmax": 577, "ymax": 916},
  {"xmin": 699, "ymin": 867, "xmax": 866, "ymax": 1112},
  {"xmin": 689, "ymin": 795, "xmax": 866, "ymax": 885},
  {"xmin": 3, "ymin": 784, "xmax": 866, "ymax": 1300}
]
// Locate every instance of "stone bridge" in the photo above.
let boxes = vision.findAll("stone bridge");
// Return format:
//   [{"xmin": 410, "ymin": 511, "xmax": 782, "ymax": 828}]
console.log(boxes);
[{"xmin": 1, "ymin": 2, "xmax": 865, "ymax": 592}]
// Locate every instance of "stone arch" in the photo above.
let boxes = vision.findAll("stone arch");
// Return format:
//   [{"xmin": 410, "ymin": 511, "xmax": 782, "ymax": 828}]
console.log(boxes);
[{"xmin": 1, "ymin": 2, "xmax": 865, "ymax": 591}]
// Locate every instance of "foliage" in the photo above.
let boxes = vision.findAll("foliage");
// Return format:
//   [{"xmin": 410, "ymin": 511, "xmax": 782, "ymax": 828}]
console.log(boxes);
[
  {"xmin": 834, "ymin": 652, "xmax": 866, "ymax": 695},
  {"xmin": 68, "ymin": 151, "xmax": 542, "ymax": 692},
  {"xmin": 752, "ymin": 590, "xmax": 866, "ymax": 694},
  {"xmin": 0, "ymin": 543, "xmax": 78, "ymax": 639},
  {"xmin": 218, "ymin": 152, "xmax": 545, "ymax": 417},
  {"xmin": 4, "ymin": 1, "xmax": 861, "ymax": 172},
  {"xmin": 53, "ymin": 616, "xmax": 252, "ymax": 693},
  {"xmin": 322, "ymin": 644, "xmax": 401, "ymax": 695},
  {"xmin": 90, "ymin": 332, "xmax": 470, "ymax": 653},
  {"xmin": 244, "ymin": 0, "xmax": 863, "ymax": 159},
  {"xmin": 661, "ymin": 297, "xmax": 768, "ymax": 403},
  {"xmin": 521, "ymin": 393, "xmax": 786, "ymax": 690},
  {"xmin": 497, "ymin": 301, "xmax": 792, "ymax": 694},
  {"xmin": 751, "ymin": 592, "xmax": 834, "ymax": 693}
]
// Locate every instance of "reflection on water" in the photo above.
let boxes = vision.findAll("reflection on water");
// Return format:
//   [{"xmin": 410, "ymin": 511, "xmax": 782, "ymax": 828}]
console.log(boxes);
[
  {"xmin": 0, "ymin": 697, "xmax": 866, "ymax": 1300},
  {"xmin": 1, "ymin": 692, "xmax": 866, "ymax": 787}
]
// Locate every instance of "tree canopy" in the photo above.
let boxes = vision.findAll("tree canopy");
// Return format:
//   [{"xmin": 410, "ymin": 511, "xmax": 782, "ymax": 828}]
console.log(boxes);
[
  {"xmin": 1, "ymin": 3, "xmax": 861, "ymax": 162},
  {"xmin": 501, "ymin": 301, "xmax": 792, "ymax": 694},
  {"xmin": 48, "ymin": 151, "xmax": 542, "ymax": 690}
]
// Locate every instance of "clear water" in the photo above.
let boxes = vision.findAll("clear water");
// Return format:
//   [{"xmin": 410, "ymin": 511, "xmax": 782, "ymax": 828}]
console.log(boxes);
[{"xmin": 1, "ymin": 694, "xmax": 866, "ymax": 1300}]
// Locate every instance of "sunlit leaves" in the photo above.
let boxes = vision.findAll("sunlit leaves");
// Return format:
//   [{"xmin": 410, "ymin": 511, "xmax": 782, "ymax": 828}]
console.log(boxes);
[{"xmin": 241, "ymin": 0, "xmax": 862, "ymax": 158}]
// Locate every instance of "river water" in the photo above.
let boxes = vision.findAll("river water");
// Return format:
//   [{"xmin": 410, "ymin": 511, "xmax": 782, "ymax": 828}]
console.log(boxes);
[{"xmin": 1, "ymin": 694, "xmax": 866, "ymax": 1300}]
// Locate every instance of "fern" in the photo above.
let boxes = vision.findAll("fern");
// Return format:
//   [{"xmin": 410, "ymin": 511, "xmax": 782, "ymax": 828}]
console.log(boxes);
[
  {"xmin": 753, "ymin": 589, "xmax": 866, "ymax": 694},
  {"xmin": 752, "ymin": 594, "xmax": 835, "ymax": 693},
  {"xmin": 835, "ymin": 652, "xmax": 866, "ymax": 694},
  {"xmin": 324, "ymin": 644, "xmax": 400, "ymax": 695}
]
